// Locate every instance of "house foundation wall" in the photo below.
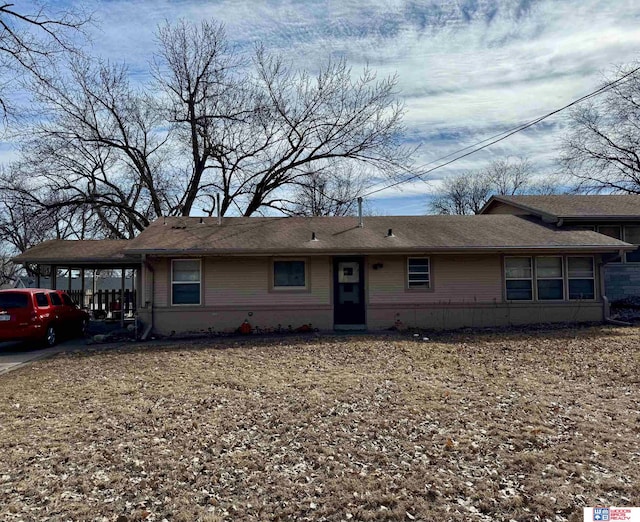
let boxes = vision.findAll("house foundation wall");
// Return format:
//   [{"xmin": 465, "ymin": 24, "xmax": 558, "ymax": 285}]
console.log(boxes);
[
  {"xmin": 141, "ymin": 305, "xmax": 334, "ymax": 335},
  {"xmin": 138, "ymin": 301, "xmax": 603, "ymax": 336},
  {"xmin": 368, "ymin": 302, "xmax": 603, "ymax": 330}
]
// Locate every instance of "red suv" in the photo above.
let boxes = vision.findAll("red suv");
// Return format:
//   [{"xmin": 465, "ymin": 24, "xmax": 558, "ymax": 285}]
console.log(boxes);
[{"xmin": 0, "ymin": 289, "xmax": 90, "ymax": 347}]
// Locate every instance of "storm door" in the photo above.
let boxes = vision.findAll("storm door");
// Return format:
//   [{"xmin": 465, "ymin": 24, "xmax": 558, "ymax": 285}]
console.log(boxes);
[{"xmin": 333, "ymin": 256, "xmax": 366, "ymax": 326}]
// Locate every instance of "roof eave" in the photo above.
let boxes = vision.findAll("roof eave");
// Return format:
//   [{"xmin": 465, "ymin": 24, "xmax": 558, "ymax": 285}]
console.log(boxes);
[{"xmin": 125, "ymin": 244, "xmax": 635, "ymax": 256}]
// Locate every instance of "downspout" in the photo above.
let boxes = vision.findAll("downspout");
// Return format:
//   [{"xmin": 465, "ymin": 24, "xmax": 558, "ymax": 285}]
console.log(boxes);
[
  {"xmin": 141, "ymin": 254, "xmax": 155, "ymax": 340},
  {"xmin": 601, "ymin": 250, "xmax": 631, "ymax": 326}
]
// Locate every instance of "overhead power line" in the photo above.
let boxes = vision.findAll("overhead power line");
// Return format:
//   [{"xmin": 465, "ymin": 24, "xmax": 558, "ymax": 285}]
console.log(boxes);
[{"xmin": 358, "ymin": 65, "xmax": 640, "ymax": 200}]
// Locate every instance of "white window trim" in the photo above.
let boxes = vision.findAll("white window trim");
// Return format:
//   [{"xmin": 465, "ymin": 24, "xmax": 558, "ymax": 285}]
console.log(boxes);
[
  {"xmin": 272, "ymin": 258, "xmax": 308, "ymax": 291},
  {"xmin": 566, "ymin": 255, "xmax": 596, "ymax": 301},
  {"xmin": 504, "ymin": 256, "xmax": 533, "ymax": 301},
  {"xmin": 171, "ymin": 259, "xmax": 202, "ymax": 306},
  {"xmin": 407, "ymin": 257, "xmax": 430, "ymax": 290},
  {"xmin": 535, "ymin": 256, "xmax": 564, "ymax": 301}
]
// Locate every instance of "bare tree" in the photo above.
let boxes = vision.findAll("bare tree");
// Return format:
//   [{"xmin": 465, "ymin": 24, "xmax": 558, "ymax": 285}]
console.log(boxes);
[
  {"xmin": 560, "ymin": 62, "xmax": 640, "ymax": 193},
  {"xmin": 154, "ymin": 21, "xmax": 413, "ymax": 217},
  {"xmin": 430, "ymin": 170, "xmax": 492, "ymax": 215},
  {"xmin": 430, "ymin": 157, "xmax": 559, "ymax": 215},
  {"xmin": 11, "ymin": 57, "xmax": 170, "ymax": 238},
  {"xmin": 12, "ymin": 18, "xmax": 414, "ymax": 238},
  {"xmin": 0, "ymin": 3, "xmax": 89, "ymax": 118},
  {"xmin": 284, "ymin": 163, "xmax": 369, "ymax": 216}
]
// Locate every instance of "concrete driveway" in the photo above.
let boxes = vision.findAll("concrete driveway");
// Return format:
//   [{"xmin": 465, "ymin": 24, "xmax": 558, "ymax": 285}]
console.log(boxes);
[{"xmin": 0, "ymin": 340, "xmax": 85, "ymax": 376}]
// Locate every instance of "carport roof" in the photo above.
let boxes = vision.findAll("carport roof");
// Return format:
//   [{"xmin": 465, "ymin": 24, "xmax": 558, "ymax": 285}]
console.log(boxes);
[{"xmin": 12, "ymin": 239, "xmax": 140, "ymax": 267}]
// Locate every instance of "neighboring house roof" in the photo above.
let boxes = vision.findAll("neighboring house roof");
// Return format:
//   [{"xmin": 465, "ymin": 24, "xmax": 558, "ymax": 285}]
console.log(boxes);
[
  {"xmin": 13, "ymin": 240, "xmax": 139, "ymax": 266},
  {"xmin": 122, "ymin": 215, "xmax": 633, "ymax": 255},
  {"xmin": 480, "ymin": 195, "xmax": 640, "ymax": 221}
]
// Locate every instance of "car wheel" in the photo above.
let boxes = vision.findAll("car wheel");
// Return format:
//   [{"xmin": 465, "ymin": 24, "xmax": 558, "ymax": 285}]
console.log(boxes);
[{"xmin": 45, "ymin": 325, "xmax": 57, "ymax": 347}]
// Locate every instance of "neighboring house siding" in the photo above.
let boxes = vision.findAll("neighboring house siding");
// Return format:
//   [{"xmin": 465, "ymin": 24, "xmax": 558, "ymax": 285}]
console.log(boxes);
[
  {"xmin": 367, "ymin": 254, "xmax": 502, "ymax": 304},
  {"xmin": 604, "ymin": 264, "xmax": 640, "ymax": 301}
]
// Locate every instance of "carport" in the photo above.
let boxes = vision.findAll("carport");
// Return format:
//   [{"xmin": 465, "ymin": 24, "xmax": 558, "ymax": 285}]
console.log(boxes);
[{"xmin": 12, "ymin": 240, "xmax": 142, "ymax": 328}]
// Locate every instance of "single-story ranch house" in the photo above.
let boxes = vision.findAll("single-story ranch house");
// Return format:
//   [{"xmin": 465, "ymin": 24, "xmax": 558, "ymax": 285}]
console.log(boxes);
[{"xmin": 14, "ymin": 195, "xmax": 640, "ymax": 334}]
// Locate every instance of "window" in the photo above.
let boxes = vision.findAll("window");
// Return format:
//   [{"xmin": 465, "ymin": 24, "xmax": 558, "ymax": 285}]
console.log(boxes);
[
  {"xmin": 62, "ymin": 293, "xmax": 75, "ymax": 306},
  {"xmin": 505, "ymin": 257, "xmax": 533, "ymax": 300},
  {"xmin": 35, "ymin": 293, "xmax": 49, "ymax": 307},
  {"xmin": 273, "ymin": 260, "xmax": 306, "ymax": 288},
  {"xmin": 624, "ymin": 225, "xmax": 640, "ymax": 263},
  {"xmin": 172, "ymin": 259, "xmax": 201, "ymax": 305},
  {"xmin": 568, "ymin": 257, "xmax": 595, "ymax": 300},
  {"xmin": 407, "ymin": 257, "xmax": 430, "ymax": 289},
  {"xmin": 536, "ymin": 257, "xmax": 563, "ymax": 300},
  {"xmin": 0, "ymin": 293, "xmax": 29, "ymax": 309},
  {"xmin": 597, "ymin": 225, "xmax": 622, "ymax": 240},
  {"xmin": 49, "ymin": 292, "xmax": 62, "ymax": 306}
]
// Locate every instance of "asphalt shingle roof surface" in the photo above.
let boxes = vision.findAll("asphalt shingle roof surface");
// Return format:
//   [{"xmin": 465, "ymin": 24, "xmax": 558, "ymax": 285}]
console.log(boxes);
[
  {"xmin": 123, "ymin": 215, "xmax": 633, "ymax": 254},
  {"xmin": 13, "ymin": 239, "xmax": 135, "ymax": 264},
  {"xmin": 488, "ymin": 195, "xmax": 640, "ymax": 218}
]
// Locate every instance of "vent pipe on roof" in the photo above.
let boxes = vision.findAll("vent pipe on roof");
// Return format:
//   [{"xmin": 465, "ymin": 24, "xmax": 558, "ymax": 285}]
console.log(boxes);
[
  {"xmin": 311, "ymin": 232, "xmax": 318, "ymax": 241},
  {"xmin": 386, "ymin": 228, "xmax": 394, "ymax": 237},
  {"xmin": 216, "ymin": 194, "xmax": 221, "ymax": 226},
  {"xmin": 358, "ymin": 197, "xmax": 364, "ymax": 228}
]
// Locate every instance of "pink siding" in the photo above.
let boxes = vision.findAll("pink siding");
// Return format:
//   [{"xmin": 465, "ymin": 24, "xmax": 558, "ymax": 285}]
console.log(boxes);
[
  {"xmin": 152, "ymin": 258, "xmax": 169, "ymax": 307},
  {"xmin": 367, "ymin": 254, "xmax": 502, "ymax": 304}
]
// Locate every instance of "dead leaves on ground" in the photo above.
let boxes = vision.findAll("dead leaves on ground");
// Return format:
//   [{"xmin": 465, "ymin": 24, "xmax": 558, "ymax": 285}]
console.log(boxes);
[{"xmin": 0, "ymin": 326, "xmax": 639, "ymax": 521}]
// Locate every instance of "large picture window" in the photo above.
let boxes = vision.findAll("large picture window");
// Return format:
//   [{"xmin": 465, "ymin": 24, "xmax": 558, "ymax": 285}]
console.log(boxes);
[
  {"xmin": 407, "ymin": 257, "xmax": 430, "ymax": 289},
  {"xmin": 505, "ymin": 257, "xmax": 533, "ymax": 300},
  {"xmin": 536, "ymin": 257, "xmax": 563, "ymax": 300},
  {"xmin": 567, "ymin": 257, "xmax": 595, "ymax": 300},
  {"xmin": 172, "ymin": 259, "xmax": 201, "ymax": 305},
  {"xmin": 273, "ymin": 260, "xmax": 306, "ymax": 288}
]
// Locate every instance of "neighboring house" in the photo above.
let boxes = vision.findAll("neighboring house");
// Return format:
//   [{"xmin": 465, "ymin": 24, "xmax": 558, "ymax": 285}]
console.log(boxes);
[
  {"xmin": 481, "ymin": 195, "xmax": 640, "ymax": 302},
  {"xmin": 13, "ymin": 213, "xmax": 635, "ymax": 334}
]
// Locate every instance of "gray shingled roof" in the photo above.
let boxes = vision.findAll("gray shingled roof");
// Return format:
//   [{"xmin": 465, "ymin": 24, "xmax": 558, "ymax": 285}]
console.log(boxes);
[
  {"xmin": 483, "ymin": 195, "xmax": 640, "ymax": 219},
  {"xmin": 123, "ymin": 215, "xmax": 634, "ymax": 254},
  {"xmin": 13, "ymin": 240, "xmax": 138, "ymax": 265}
]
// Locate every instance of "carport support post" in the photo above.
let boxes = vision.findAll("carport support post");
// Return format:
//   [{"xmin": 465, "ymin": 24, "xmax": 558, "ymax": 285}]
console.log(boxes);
[
  {"xmin": 80, "ymin": 269, "xmax": 85, "ymax": 308},
  {"xmin": 120, "ymin": 268, "xmax": 125, "ymax": 328}
]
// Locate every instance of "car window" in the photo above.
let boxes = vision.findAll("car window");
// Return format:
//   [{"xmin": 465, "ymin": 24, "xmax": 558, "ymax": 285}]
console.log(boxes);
[
  {"xmin": 0, "ymin": 293, "xmax": 29, "ymax": 308},
  {"xmin": 62, "ymin": 293, "xmax": 75, "ymax": 306},
  {"xmin": 35, "ymin": 293, "xmax": 49, "ymax": 307},
  {"xmin": 49, "ymin": 292, "xmax": 62, "ymax": 306}
]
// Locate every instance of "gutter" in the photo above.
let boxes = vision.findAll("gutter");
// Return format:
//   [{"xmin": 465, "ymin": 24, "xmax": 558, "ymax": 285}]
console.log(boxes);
[{"xmin": 123, "ymin": 245, "xmax": 637, "ymax": 257}]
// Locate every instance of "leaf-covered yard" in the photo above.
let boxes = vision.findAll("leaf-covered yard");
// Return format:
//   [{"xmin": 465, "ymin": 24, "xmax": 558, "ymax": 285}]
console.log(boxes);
[{"xmin": 1, "ymin": 326, "xmax": 639, "ymax": 521}]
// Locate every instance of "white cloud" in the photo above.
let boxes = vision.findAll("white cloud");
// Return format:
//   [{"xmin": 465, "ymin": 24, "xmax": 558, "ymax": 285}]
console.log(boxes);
[{"xmin": 4, "ymin": 0, "xmax": 640, "ymax": 212}]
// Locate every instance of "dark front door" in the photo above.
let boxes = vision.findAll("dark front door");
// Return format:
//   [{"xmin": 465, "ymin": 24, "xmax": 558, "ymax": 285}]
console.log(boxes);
[{"xmin": 333, "ymin": 256, "xmax": 366, "ymax": 326}]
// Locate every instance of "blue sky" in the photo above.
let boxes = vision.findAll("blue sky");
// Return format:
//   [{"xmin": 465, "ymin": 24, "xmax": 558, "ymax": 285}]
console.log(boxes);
[{"xmin": 11, "ymin": 0, "xmax": 640, "ymax": 215}]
